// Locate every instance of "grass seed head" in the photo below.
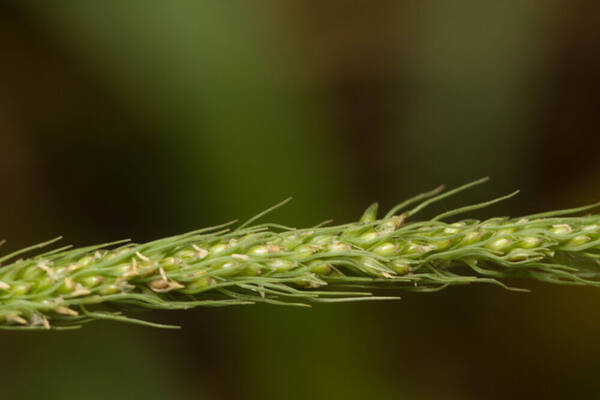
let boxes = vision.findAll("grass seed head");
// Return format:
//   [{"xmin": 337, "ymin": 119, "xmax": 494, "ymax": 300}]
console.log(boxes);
[{"xmin": 2, "ymin": 178, "xmax": 600, "ymax": 330}]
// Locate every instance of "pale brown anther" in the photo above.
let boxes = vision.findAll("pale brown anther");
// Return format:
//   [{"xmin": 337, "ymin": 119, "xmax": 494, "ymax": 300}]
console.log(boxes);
[
  {"xmin": 192, "ymin": 245, "xmax": 209, "ymax": 259},
  {"xmin": 38, "ymin": 261, "xmax": 58, "ymax": 279},
  {"xmin": 394, "ymin": 213, "xmax": 408, "ymax": 229},
  {"xmin": 136, "ymin": 251, "xmax": 151, "ymax": 262},
  {"xmin": 72, "ymin": 283, "xmax": 91, "ymax": 297},
  {"xmin": 55, "ymin": 306, "xmax": 79, "ymax": 316},
  {"xmin": 6, "ymin": 313, "xmax": 27, "ymax": 325},
  {"xmin": 149, "ymin": 279, "xmax": 184, "ymax": 293},
  {"xmin": 120, "ymin": 259, "xmax": 139, "ymax": 279},
  {"xmin": 31, "ymin": 314, "xmax": 51, "ymax": 329}
]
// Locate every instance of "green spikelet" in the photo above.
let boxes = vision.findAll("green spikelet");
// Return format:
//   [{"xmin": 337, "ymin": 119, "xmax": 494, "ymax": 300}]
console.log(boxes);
[{"xmin": 1, "ymin": 178, "xmax": 600, "ymax": 330}]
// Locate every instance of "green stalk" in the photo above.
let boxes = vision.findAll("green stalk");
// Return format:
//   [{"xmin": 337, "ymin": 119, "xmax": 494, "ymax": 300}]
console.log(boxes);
[{"xmin": 2, "ymin": 178, "xmax": 600, "ymax": 330}]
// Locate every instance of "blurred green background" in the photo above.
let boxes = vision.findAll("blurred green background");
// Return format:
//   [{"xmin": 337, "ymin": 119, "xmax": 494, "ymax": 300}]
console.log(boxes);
[{"xmin": 2, "ymin": 1, "xmax": 600, "ymax": 399}]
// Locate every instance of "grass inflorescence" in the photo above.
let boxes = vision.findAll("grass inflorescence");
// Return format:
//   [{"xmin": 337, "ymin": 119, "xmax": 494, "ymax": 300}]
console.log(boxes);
[{"xmin": 2, "ymin": 177, "xmax": 600, "ymax": 330}]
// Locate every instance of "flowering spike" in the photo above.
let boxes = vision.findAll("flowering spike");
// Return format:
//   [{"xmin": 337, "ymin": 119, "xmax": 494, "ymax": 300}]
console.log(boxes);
[{"xmin": 2, "ymin": 180, "xmax": 600, "ymax": 330}]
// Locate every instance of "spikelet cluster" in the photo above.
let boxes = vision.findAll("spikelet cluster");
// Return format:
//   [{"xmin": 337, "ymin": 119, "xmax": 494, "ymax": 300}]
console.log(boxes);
[{"xmin": 1, "ymin": 178, "xmax": 599, "ymax": 330}]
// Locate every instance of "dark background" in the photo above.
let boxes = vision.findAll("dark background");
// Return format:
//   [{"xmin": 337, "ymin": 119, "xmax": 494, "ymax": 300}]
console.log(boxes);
[{"xmin": 2, "ymin": 2, "xmax": 600, "ymax": 399}]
